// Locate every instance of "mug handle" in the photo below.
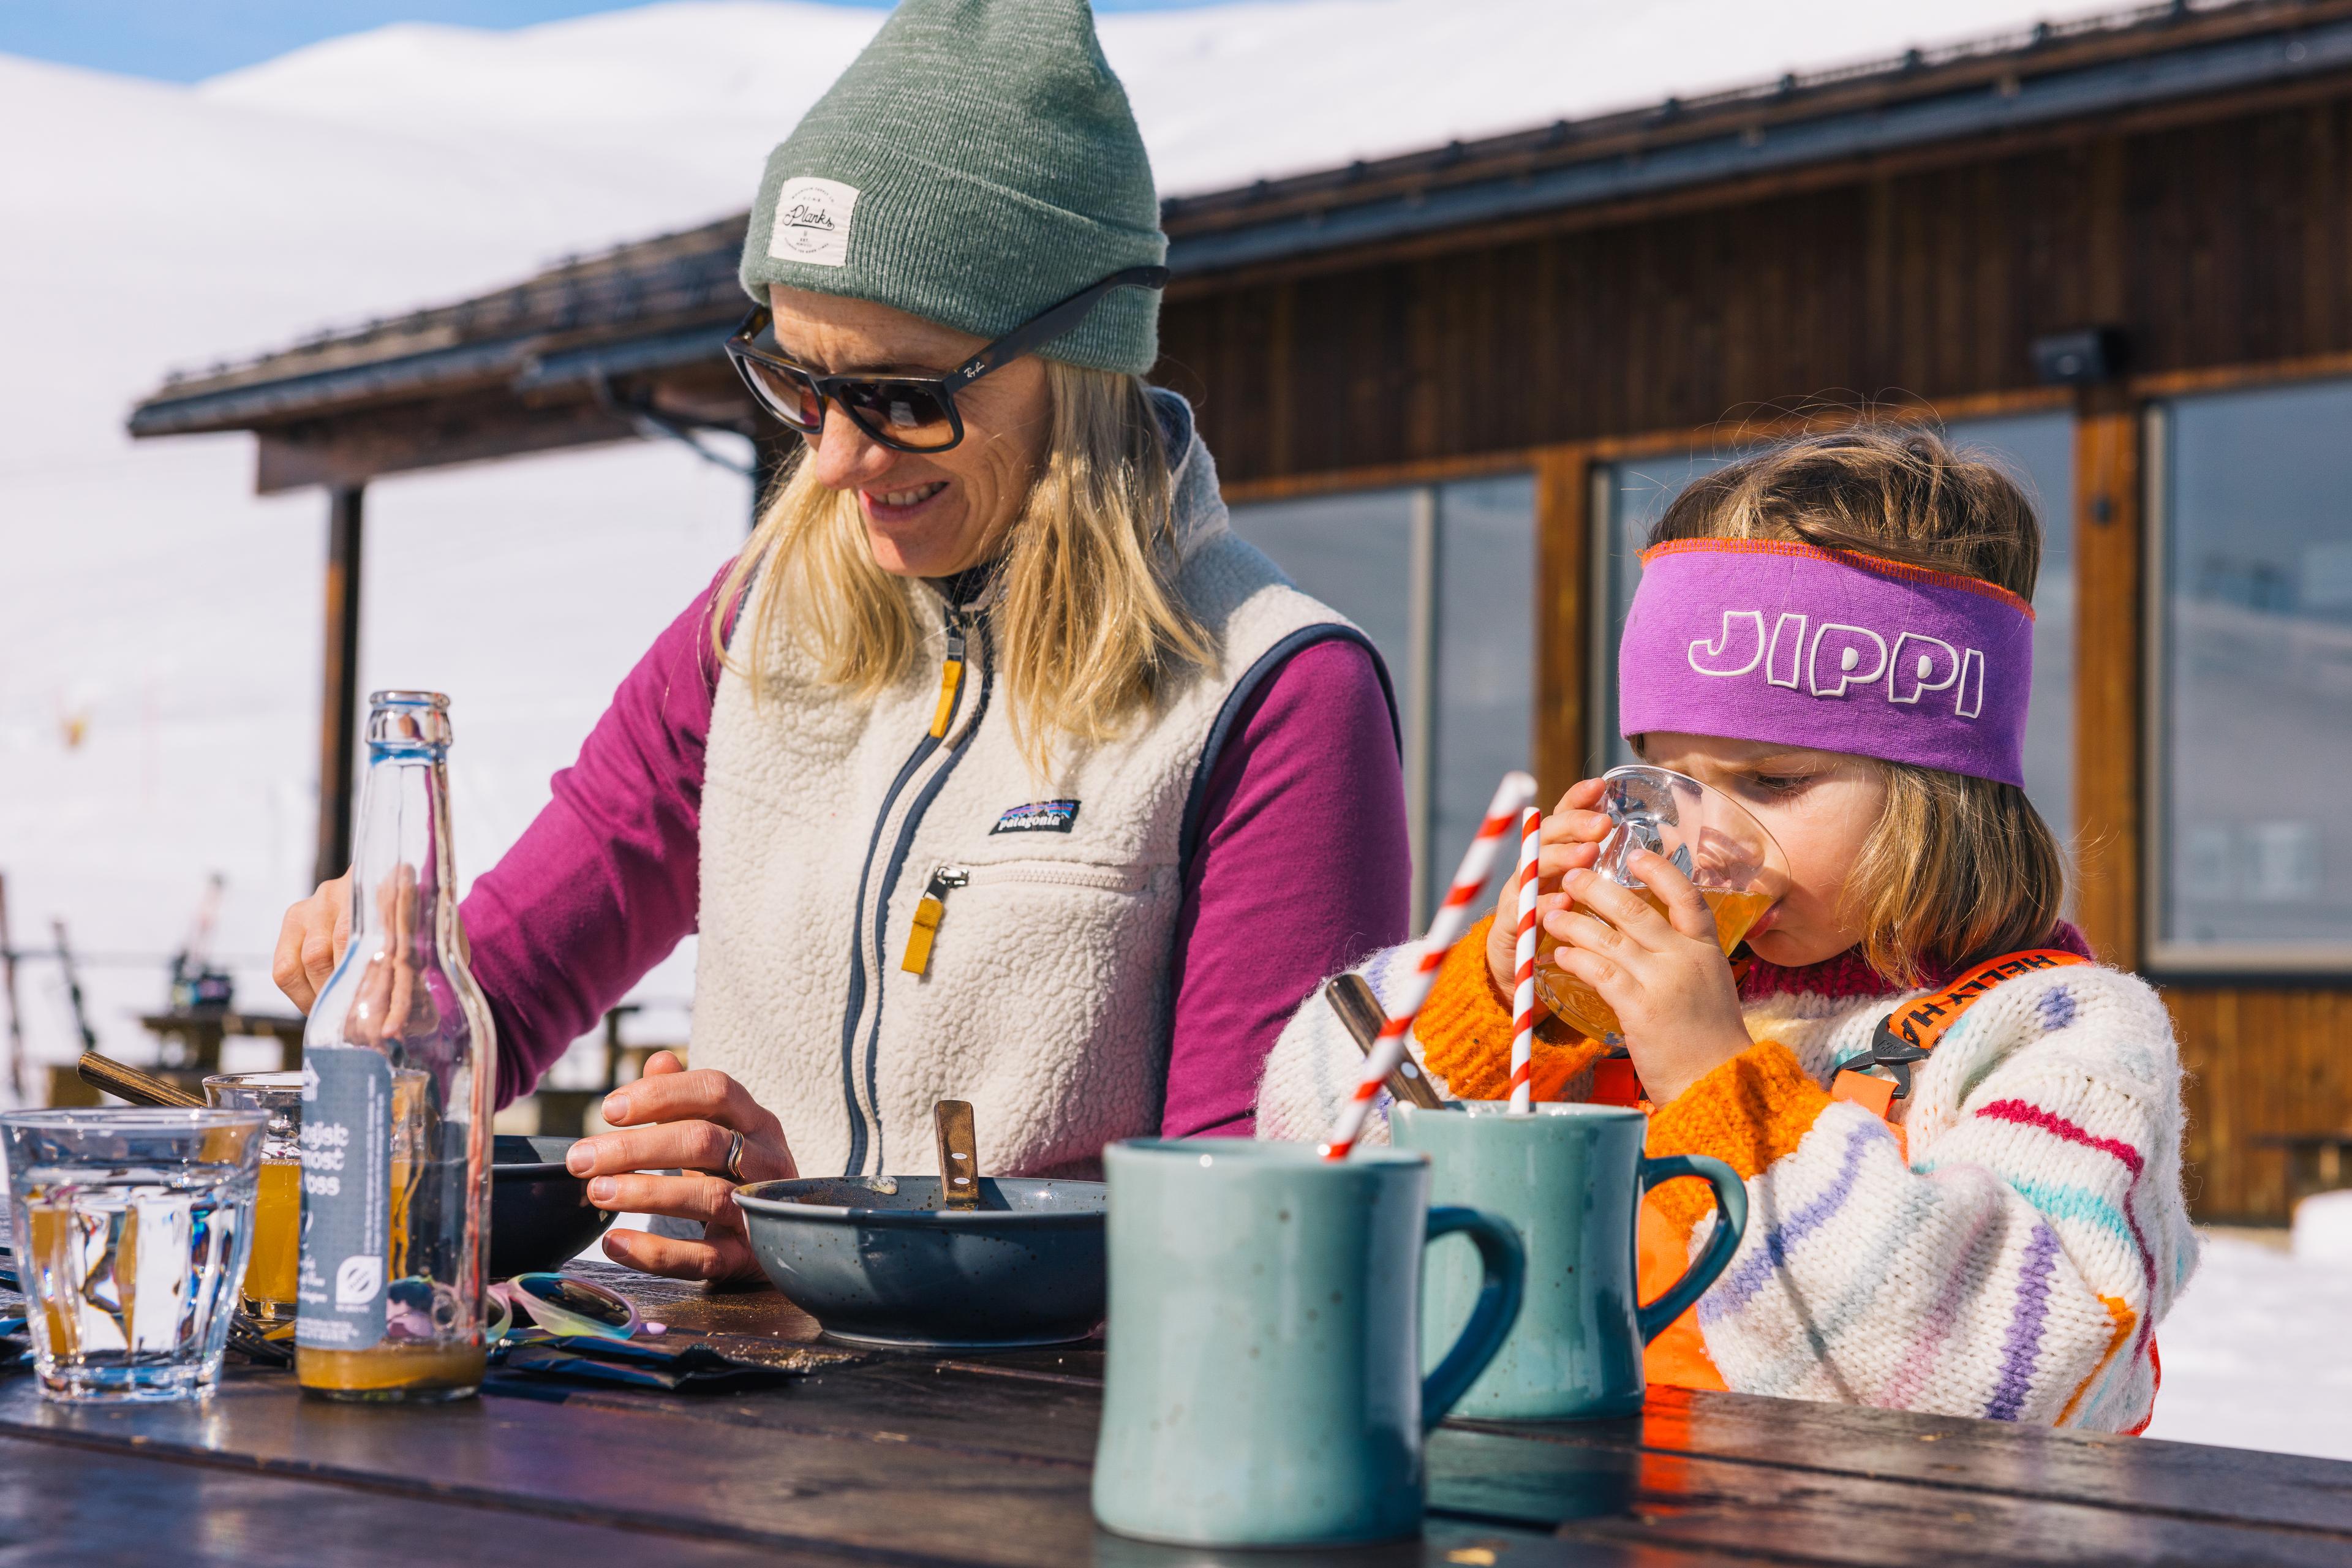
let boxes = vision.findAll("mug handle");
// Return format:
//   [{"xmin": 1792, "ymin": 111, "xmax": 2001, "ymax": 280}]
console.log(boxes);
[
  {"xmin": 1419, "ymin": 1205, "xmax": 1526, "ymax": 1433},
  {"xmin": 1635, "ymin": 1155, "xmax": 1749, "ymax": 1343}
]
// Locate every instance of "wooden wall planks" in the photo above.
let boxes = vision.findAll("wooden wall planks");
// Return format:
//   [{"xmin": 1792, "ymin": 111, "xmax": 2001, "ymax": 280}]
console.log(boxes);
[
  {"xmin": 1163, "ymin": 100, "xmax": 2352, "ymax": 481},
  {"xmin": 1163, "ymin": 91, "xmax": 2352, "ymax": 1223},
  {"xmin": 2171, "ymin": 987, "xmax": 2352, "ymax": 1222}
]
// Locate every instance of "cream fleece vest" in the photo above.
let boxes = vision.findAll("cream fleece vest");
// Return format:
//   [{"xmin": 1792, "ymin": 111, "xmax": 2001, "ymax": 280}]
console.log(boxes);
[{"xmin": 694, "ymin": 394, "xmax": 1378, "ymax": 1180}]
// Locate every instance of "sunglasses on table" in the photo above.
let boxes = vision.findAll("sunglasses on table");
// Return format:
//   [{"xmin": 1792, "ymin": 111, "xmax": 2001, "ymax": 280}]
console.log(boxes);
[
  {"xmin": 487, "ymin": 1272, "xmax": 663, "ymax": 1343},
  {"xmin": 723, "ymin": 264, "xmax": 1169, "ymax": 454}
]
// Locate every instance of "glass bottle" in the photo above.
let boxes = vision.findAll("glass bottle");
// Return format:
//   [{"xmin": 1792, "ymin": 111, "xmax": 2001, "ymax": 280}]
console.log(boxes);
[{"xmin": 295, "ymin": 691, "xmax": 496, "ymax": 1401}]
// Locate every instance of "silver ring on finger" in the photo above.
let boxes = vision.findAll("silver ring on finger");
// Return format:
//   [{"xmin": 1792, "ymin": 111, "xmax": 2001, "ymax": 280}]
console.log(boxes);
[{"xmin": 723, "ymin": 1129, "xmax": 747, "ymax": 1184}]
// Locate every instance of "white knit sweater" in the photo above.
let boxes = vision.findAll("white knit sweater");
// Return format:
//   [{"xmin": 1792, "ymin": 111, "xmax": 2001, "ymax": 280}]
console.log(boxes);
[{"xmin": 1257, "ymin": 944, "xmax": 2198, "ymax": 1431}]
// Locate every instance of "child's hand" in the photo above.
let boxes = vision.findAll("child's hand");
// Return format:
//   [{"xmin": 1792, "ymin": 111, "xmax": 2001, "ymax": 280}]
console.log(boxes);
[
  {"xmin": 1544, "ymin": 847, "xmax": 1752, "ymax": 1104},
  {"xmin": 1485, "ymin": 779, "xmax": 1610, "ymax": 999}
]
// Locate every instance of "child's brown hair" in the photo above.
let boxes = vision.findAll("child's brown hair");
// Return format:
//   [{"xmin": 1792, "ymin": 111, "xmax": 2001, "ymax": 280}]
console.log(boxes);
[{"xmin": 1648, "ymin": 423, "xmax": 2068, "ymax": 984}]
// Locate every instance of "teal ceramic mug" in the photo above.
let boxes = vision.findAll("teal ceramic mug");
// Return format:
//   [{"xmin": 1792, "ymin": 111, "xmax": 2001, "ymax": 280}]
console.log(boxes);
[
  {"xmin": 1091, "ymin": 1140, "xmax": 1525, "ymax": 1548},
  {"xmin": 1393, "ymin": 1100, "xmax": 1746, "ymax": 1420}
]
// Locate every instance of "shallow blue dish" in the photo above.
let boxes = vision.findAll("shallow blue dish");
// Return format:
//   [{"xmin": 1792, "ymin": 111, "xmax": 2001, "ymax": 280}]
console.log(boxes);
[{"xmin": 733, "ymin": 1175, "xmax": 1106, "ymax": 1351}]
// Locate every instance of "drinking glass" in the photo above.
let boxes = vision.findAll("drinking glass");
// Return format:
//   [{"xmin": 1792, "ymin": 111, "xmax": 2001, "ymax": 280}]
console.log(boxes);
[
  {"xmin": 204, "ymin": 1072, "xmax": 304, "ymax": 1324},
  {"xmin": 1, "ymin": 1107, "xmax": 266, "ymax": 1402},
  {"xmin": 1533, "ymin": 765, "xmax": 1789, "ymax": 1043}
]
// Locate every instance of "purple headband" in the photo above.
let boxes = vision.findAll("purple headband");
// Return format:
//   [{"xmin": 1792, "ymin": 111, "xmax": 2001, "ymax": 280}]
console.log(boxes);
[{"xmin": 1618, "ymin": 540, "xmax": 2034, "ymax": 786}]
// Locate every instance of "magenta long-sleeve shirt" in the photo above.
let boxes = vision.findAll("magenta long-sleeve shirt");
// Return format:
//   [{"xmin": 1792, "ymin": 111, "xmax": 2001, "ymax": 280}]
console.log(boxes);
[{"xmin": 459, "ymin": 570, "xmax": 1409, "ymax": 1139}]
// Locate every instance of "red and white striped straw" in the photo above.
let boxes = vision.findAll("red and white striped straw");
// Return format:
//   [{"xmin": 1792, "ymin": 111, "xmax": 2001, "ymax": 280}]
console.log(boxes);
[
  {"xmin": 1322, "ymin": 770, "xmax": 1538, "ymax": 1159},
  {"xmin": 1509, "ymin": 807, "xmax": 1541, "ymax": 1114}
]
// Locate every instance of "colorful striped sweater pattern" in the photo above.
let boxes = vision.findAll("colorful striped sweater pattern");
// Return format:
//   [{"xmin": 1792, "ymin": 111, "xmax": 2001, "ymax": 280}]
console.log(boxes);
[{"xmin": 1252, "ymin": 921, "xmax": 2198, "ymax": 1433}]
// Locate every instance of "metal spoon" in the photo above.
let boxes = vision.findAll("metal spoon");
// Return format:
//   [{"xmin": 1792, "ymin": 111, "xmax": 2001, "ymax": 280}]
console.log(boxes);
[
  {"xmin": 933, "ymin": 1099, "xmax": 981, "ymax": 1210},
  {"xmin": 1324, "ymin": 975, "xmax": 1446, "ymax": 1109}
]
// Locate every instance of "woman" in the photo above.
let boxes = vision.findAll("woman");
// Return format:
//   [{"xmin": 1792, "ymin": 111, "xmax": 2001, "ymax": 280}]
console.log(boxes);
[{"xmin": 273, "ymin": 0, "xmax": 1406, "ymax": 1283}]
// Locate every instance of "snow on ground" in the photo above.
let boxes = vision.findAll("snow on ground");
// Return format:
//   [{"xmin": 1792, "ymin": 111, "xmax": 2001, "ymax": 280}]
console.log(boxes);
[{"xmin": 2145, "ymin": 1231, "xmax": 2352, "ymax": 1460}]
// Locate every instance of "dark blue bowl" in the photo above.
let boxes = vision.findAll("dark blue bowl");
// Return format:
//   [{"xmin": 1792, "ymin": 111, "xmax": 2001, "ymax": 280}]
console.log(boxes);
[{"xmin": 733, "ymin": 1175, "xmax": 1106, "ymax": 1350}]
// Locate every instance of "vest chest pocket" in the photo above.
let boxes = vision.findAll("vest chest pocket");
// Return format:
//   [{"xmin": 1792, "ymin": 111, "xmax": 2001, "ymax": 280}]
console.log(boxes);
[{"xmin": 900, "ymin": 859, "xmax": 1151, "ymax": 976}]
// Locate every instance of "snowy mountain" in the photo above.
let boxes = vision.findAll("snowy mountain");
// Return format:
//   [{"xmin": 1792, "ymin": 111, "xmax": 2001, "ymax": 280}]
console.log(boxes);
[{"xmin": 0, "ymin": 50, "xmax": 749, "ymax": 1079}]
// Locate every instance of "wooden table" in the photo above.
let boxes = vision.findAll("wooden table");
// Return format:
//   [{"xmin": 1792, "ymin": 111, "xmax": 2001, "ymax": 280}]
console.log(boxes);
[{"xmin": 3, "ymin": 1263, "xmax": 2348, "ymax": 1567}]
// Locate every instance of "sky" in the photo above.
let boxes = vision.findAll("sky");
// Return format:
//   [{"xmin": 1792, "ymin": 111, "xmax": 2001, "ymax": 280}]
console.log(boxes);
[{"xmin": 0, "ymin": 0, "xmax": 1237, "ymax": 82}]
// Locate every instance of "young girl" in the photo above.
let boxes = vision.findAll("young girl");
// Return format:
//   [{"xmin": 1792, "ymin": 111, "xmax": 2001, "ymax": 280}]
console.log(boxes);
[{"xmin": 1256, "ymin": 425, "xmax": 2196, "ymax": 1433}]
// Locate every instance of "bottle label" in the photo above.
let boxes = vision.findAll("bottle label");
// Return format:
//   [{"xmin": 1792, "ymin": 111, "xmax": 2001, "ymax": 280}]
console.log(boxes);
[{"xmin": 295, "ymin": 1047, "xmax": 394, "ymax": 1351}]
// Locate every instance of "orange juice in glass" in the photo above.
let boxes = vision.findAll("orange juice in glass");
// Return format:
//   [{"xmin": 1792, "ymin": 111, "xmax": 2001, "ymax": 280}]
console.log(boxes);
[
  {"xmin": 1532, "ymin": 766, "xmax": 1788, "ymax": 1043},
  {"xmin": 204, "ymin": 1071, "xmax": 305, "ymax": 1324}
]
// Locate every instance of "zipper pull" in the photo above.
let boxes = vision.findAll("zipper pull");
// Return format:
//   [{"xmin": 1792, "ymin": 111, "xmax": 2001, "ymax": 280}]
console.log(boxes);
[
  {"xmin": 929, "ymin": 622, "xmax": 967, "ymax": 739},
  {"xmin": 900, "ymin": 865, "xmax": 970, "ymax": 976}
]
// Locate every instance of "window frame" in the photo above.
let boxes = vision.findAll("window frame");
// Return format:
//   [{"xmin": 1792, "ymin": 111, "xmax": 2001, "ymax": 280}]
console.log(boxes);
[{"xmin": 2141, "ymin": 388, "xmax": 2352, "ymax": 976}]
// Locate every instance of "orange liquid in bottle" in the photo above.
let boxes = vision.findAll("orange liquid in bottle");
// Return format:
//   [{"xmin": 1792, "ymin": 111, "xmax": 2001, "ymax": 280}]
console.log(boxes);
[{"xmin": 297, "ymin": 1342, "xmax": 487, "ymax": 1397}]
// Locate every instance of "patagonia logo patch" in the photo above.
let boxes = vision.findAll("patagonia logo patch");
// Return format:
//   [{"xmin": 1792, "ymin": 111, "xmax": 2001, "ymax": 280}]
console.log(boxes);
[
  {"xmin": 767, "ymin": 176, "xmax": 858, "ymax": 267},
  {"xmin": 991, "ymin": 799, "xmax": 1080, "ymax": 835}
]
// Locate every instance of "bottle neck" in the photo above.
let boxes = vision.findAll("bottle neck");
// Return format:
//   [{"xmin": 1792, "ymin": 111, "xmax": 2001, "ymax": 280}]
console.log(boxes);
[{"xmin": 348, "ymin": 749, "xmax": 455, "ymax": 951}]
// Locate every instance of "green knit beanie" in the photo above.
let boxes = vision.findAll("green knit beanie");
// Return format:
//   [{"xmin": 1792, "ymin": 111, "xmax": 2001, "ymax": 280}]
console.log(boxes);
[{"xmin": 739, "ymin": 0, "xmax": 1166, "ymax": 375}]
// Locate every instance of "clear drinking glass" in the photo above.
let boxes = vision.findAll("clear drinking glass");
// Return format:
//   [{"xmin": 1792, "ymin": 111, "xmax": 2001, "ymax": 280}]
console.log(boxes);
[
  {"xmin": 203, "ymin": 1072, "xmax": 303, "ymax": 1324},
  {"xmin": 1, "ymin": 1107, "xmax": 266, "ymax": 1402},
  {"xmin": 1533, "ymin": 766, "xmax": 1790, "ymax": 1044}
]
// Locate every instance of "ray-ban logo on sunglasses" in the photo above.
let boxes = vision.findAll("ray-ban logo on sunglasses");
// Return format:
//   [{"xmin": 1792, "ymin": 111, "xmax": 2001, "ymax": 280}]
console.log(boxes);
[{"xmin": 769, "ymin": 176, "xmax": 860, "ymax": 268}]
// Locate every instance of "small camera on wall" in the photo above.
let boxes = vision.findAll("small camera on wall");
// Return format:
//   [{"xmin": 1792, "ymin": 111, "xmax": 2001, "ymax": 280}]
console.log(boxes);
[{"xmin": 2030, "ymin": 327, "xmax": 2130, "ymax": 386}]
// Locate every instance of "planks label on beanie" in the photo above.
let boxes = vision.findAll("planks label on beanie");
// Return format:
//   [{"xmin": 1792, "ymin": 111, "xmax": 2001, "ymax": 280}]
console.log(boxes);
[{"xmin": 768, "ymin": 177, "xmax": 861, "ymax": 268}]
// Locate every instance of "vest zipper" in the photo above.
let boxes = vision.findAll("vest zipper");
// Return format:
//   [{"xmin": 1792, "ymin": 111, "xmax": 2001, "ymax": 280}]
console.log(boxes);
[
  {"xmin": 900, "ymin": 866, "xmax": 970, "ymax": 976},
  {"xmin": 899, "ymin": 861, "xmax": 1147, "ymax": 976},
  {"xmin": 834, "ymin": 603, "xmax": 971, "ymax": 1176},
  {"xmin": 929, "ymin": 624, "xmax": 966, "ymax": 739},
  {"xmin": 839, "ymin": 605, "xmax": 993, "ymax": 1177}
]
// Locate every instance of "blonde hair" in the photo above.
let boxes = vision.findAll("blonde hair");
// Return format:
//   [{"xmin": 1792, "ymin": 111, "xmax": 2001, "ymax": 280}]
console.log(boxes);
[
  {"xmin": 713, "ymin": 363, "xmax": 1212, "ymax": 771},
  {"xmin": 1649, "ymin": 423, "xmax": 2067, "ymax": 984}
]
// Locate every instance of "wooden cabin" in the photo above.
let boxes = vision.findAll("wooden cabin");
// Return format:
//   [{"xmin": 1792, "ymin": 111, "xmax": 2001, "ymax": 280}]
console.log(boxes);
[{"xmin": 131, "ymin": 0, "xmax": 2352, "ymax": 1221}]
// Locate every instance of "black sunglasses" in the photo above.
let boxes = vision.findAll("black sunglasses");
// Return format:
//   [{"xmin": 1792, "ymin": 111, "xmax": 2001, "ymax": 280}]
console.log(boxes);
[{"xmin": 723, "ymin": 265, "xmax": 1169, "ymax": 453}]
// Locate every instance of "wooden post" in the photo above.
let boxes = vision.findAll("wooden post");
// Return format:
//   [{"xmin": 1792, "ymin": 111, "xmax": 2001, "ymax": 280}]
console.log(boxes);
[
  {"xmin": 316, "ymin": 484, "xmax": 365, "ymax": 888},
  {"xmin": 1532, "ymin": 445, "xmax": 1591, "ymax": 802},
  {"xmin": 2071, "ymin": 133, "xmax": 2142, "ymax": 974},
  {"xmin": 2071, "ymin": 396, "xmax": 2143, "ymax": 973}
]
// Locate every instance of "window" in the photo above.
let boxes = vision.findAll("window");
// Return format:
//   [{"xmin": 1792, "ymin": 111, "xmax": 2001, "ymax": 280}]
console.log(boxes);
[
  {"xmin": 1588, "ymin": 416, "xmax": 2076, "ymax": 848},
  {"xmin": 1231, "ymin": 475, "xmax": 1536, "ymax": 925},
  {"xmin": 2152, "ymin": 380, "xmax": 2352, "ymax": 969}
]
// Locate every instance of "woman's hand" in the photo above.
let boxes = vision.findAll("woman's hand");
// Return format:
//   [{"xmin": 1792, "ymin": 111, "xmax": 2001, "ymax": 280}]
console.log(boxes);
[
  {"xmin": 567, "ymin": 1052, "xmax": 798, "ymax": 1284},
  {"xmin": 1542, "ymin": 849, "xmax": 1752, "ymax": 1104},
  {"xmin": 1485, "ymin": 778, "xmax": 1610, "ymax": 999},
  {"xmin": 272, "ymin": 872, "xmax": 351, "ymax": 1014}
]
